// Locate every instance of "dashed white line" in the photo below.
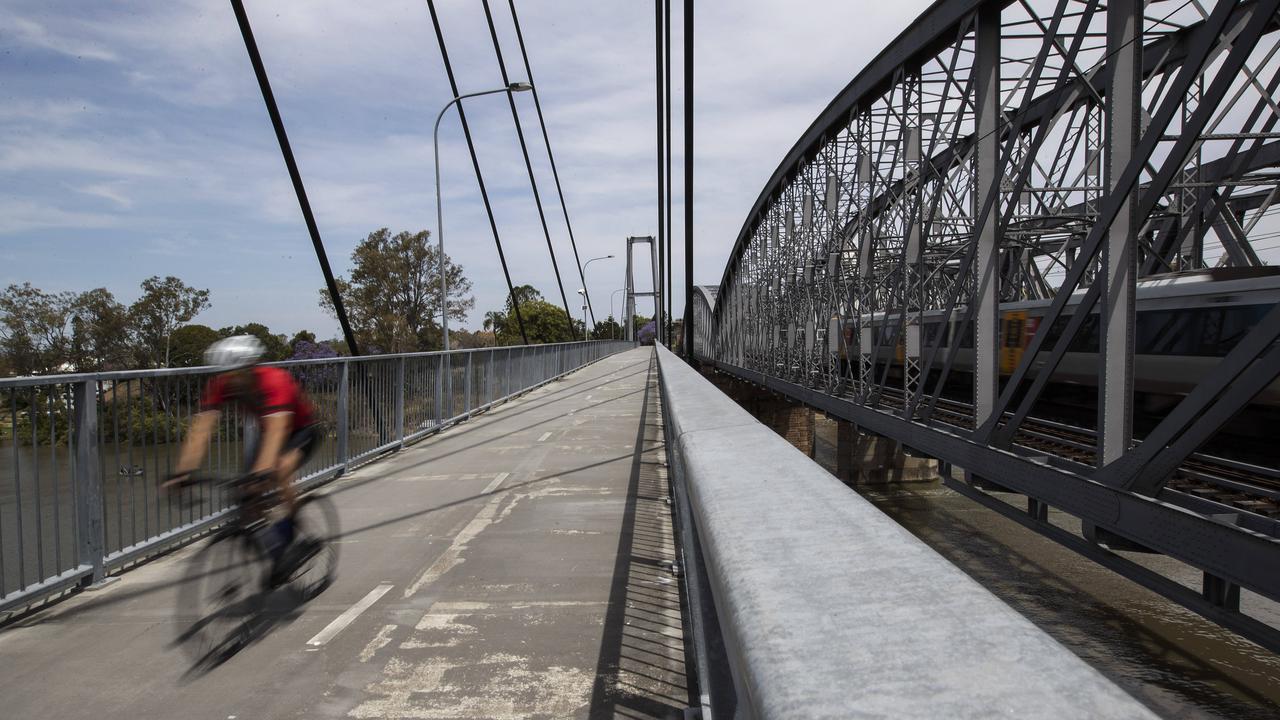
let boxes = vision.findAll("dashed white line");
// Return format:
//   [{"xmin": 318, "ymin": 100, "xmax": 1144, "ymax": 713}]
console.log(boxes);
[
  {"xmin": 536, "ymin": 431, "xmax": 552, "ymax": 442},
  {"xmin": 481, "ymin": 472, "xmax": 510, "ymax": 495},
  {"xmin": 306, "ymin": 583, "xmax": 394, "ymax": 647}
]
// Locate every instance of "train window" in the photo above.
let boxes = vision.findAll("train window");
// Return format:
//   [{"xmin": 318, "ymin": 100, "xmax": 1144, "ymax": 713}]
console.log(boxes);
[
  {"xmin": 1069, "ymin": 313, "xmax": 1100, "ymax": 353},
  {"xmin": 1200, "ymin": 304, "xmax": 1269, "ymax": 356},
  {"xmin": 955, "ymin": 322, "xmax": 974, "ymax": 348},
  {"xmin": 1136, "ymin": 310, "xmax": 1193, "ymax": 355},
  {"xmin": 924, "ymin": 321, "xmax": 949, "ymax": 348}
]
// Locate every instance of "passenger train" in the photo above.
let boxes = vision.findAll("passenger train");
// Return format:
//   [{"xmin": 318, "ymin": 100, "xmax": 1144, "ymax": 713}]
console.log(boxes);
[{"xmin": 849, "ymin": 268, "xmax": 1280, "ymax": 405}]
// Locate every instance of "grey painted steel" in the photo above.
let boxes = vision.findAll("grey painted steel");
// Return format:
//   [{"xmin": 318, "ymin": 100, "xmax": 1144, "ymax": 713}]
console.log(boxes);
[
  {"xmin": 0, "ymin": 340, "xmax": 633, "ymax": 614},
  {"xmin": 656, "ymin": 346, "xmax": 1154, "ymax": 719},
  {"xmin": 1099, "ymin": 0, "xmax": 1139, "ymax": 465},
  {"xmin": 973, "ymin": 2, "xmax": 999, "ymax": 425},
  {"xmin": 72, "ymin": 381, "xmax": 104, "ymax": 586},
  {"xmin": 624, "ymin": 235, "xmax": 661, "ymax": 342}
]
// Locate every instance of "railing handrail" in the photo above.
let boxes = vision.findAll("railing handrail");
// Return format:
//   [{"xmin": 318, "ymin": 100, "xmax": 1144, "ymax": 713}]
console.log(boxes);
[{"xmin": 0, "ymin": 340, "xmax": 619, "ymax": 388}]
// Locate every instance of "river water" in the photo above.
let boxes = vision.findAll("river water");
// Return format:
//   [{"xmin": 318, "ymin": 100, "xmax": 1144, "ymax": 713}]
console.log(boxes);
[{"xmin": 813, "ymin": 418, "xmax": 1280, "ymax": 719}]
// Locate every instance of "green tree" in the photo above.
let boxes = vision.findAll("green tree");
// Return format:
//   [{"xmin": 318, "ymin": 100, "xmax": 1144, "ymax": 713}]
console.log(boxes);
[
  {"xmin": 289, "ymin": 330, "xmax": 316, "ymax": 350},
  {"xmin": 496, "ymin": 298, "xmax": 583, "ymax": 345},
  {"xmin": 169, "ymin": 324, "xmax": 221, "ymax": 367},
  {"xmin": 69, "ymin": 288, "xmax": 133, "ymax": 371},
  {"xmin": 129, "ymin": 276, "xmax": 211, "ymax": 367},
  {"xmin": 0, "ymin": 283, "xmax": 75, "ymax": 375},
  {"xmin": 319, "ymin": 228, "xmax": 474, "ymax": 353},
  {"xmin": 591, "ymin": 315, "xmax": 623, "ymax": 340}
]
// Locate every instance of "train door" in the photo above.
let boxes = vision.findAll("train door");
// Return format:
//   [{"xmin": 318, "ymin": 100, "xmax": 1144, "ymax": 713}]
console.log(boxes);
[{"xmin": 1000, "ymin": 310, "xmax": 1027, "ymax": 374}]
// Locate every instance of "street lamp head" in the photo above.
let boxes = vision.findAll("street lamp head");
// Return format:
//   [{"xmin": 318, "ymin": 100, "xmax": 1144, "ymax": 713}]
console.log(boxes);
[
  {"xmin": 576, "ymin": 288, "xmax": 586, "ymax": 295},
  {"xmin": 508, "ymin": 82, "xmax": 534, "ymax": 93}
]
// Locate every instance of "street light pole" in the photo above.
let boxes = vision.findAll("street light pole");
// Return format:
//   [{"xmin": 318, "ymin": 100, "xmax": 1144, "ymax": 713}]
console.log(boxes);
[
  {"xmin": 435, "ymin": 81, "xmax": 533, "ymax": 351},
  {"xmin": 580, "ymin": 254, "xmax": 614, "ymax": 339}
]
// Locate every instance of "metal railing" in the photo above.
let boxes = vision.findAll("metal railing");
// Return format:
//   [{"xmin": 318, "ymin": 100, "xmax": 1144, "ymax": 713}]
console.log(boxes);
[{"xmin": 0, "ymin": 340, "xmax": 633, "ymax": 613}]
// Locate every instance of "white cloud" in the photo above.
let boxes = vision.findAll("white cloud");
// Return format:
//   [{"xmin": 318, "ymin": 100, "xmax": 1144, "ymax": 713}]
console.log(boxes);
[{"xmin": 1, "ymin": 12, "xmax": 119, "ymax": 63}]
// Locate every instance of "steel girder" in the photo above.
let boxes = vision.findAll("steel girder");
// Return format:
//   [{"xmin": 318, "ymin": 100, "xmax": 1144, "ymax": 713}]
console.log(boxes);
[{"xmin": 703, "ymin": 0, "xmax": 1280, "ymax": 650}]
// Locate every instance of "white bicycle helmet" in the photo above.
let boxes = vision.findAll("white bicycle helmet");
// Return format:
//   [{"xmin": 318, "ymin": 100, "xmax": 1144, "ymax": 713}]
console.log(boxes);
[{"xmin": 204, "ymin": 335, "xmax": 265, "ymax": 370}]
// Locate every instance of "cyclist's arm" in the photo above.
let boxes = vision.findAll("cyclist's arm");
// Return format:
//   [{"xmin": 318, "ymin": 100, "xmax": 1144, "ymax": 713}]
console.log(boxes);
[
  {"xmin": 169, "ymin": 410, "xmax": 220, "ymax": 484},
  {"xmin": 253, "ymin": 412, "xmax": 292, "ymax": 475}
]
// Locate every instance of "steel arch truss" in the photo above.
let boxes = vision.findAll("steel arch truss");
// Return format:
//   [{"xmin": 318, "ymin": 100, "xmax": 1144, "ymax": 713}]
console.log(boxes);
[{"xmin": 703, "ymin": 0, "xmax": 1280, "ymax": 651}]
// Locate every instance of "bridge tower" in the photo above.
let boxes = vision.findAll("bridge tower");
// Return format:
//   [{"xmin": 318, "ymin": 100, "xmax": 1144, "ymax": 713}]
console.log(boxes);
[{"xmin": 624, "ymin": 236, "xmax": 662, "ymax": 342}]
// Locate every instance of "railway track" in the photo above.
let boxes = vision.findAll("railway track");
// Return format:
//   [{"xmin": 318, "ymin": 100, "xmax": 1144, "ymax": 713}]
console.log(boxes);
[{"xmin": 853, "ymin": 385, "xmax": 1280, "ymax": 521}]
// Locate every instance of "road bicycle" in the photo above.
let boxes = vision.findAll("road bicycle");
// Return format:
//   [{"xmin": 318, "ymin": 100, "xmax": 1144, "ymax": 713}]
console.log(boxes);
[{"xmin": 174, "ymin": 473, "xmax": 339, "ymax": 667}]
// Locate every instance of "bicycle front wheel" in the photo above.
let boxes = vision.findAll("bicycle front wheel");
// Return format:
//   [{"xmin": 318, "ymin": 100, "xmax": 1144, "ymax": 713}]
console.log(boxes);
[
  {"xmin": 176, "ymin": 530, "xmax": 266, "ymax": 669},
  {"xmin": 285, "ymin": 493, "xmax": 340, "ymax": 601}
]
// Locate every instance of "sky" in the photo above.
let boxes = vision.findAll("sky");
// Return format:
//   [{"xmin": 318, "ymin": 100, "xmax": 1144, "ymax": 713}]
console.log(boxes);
[{"xmin": 0, "ymin": 0, "xmax": 930, "ymax": 339}]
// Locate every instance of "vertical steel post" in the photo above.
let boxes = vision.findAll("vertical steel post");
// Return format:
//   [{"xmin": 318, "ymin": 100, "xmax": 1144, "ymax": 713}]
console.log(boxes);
[
  {"xmin": 465, "ymin": 352, "xmax": 473, "ymax": 416},
  {"xmin": 625, "ymin": 240, "xmax": 637, "ymax": 341},
  {"xmin": 337, "ymin": 362, "xmax": 350, "ymax": 469},
  {"xmin": 683, "ymin": 0, "xmax": 694, "ymax": 359},
  {"xmin": 396, "ymin": 357, "xmax": 406, "ymax": 449},
  {"xmin": 973, "ymin": 3, "xmax": 1001, "ymax": 425},
  {"xmin": 1099, "ymin": 0, "xmax": 1139, "ymax": 465},
  {"xmin": 72, "ymin": 381, "xmax": 105, "ymax": 584},
  {"xmin": 434, "ymin": 356, "xmax": 444, "ymax": 425}
]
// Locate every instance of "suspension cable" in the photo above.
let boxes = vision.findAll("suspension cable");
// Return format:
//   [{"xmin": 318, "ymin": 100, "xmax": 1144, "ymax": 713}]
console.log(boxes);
[
  {"xmin": 424, "ymin": 0, "xmax": 528, "ymax": 345},
  {"xmin": 479, "ymin": 0, "xmax": 577, "ymax": 338},
  {"xmin": 505, "ymin": 0, "xmax": 597, "ymax": 326},
  {"xmin": 229, "ymin": 0, "xmax": 361, "ymax": 357}
]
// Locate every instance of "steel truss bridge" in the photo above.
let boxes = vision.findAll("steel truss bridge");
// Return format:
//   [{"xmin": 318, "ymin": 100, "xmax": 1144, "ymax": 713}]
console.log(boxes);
[{"xmin": 693, "ymin": 0, "xmax": 1280, "ymax": 651}]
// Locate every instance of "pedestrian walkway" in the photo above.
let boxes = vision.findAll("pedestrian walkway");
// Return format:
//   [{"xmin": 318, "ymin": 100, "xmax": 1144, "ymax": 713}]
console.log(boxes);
[{"xmin": 0, "ymin": 347, "xmax": 689, "ymax": 719}]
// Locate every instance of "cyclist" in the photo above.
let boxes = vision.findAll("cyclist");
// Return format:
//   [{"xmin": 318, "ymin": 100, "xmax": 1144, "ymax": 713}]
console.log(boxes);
[{"xmin": 167, "ymin": 335, "xmax": 321, "ymax": 575}]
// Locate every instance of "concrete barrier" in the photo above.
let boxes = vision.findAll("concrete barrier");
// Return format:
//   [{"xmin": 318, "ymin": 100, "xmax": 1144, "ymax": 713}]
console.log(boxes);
[{"xmin": 656, "ymin": 345, "xmax": 1156, "ymax": 719}]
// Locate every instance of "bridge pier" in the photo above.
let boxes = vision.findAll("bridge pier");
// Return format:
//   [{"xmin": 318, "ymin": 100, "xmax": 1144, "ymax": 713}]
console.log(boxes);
[{"xmin": 832, "ymin": 420, "xmax": 937, "ymax": 486}]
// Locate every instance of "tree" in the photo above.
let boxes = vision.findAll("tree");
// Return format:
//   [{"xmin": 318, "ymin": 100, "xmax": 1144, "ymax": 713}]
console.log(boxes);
[
  {"xmin": 495, "ymin": 298, "xmax": 583, "ymax": 345},
  {"xmin": 0, "ymin": 283, "xmax": 74, "ymax": 375},
  {"xmin": 218, "ymin": 323, "xmax": 289, "ymax": 361},
  {"xmin": 169, "ymin": 324, "xmax": 221, "ymax": 367},
  {"xmin": 69, "ymin": 288, "xmax": 133, "ymax": 371},
  {"xmin": 483, "ymin": 285, "xmax": 555, "ymax": 345},
  {"xmin": 129, "ymin": 276, "xmax": 211, "ymax": 367},
  {"xmin": 289, "ymin": 330, "xmax": 316, "ymax": 350},
  {"xmin": 319, "ymin": 228, "xmax": 474, "ymax": 353},
  {"xmin": 591, "ymin": 315, "xmax": 623, "ymax": 341},
  {"xmin": 449, "ymin": 328, "xmax": 496, "ymax": 349}
]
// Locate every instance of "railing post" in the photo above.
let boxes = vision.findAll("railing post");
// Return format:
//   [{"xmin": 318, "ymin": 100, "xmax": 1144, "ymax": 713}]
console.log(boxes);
[
  {"xmin": 434, "ymin": 356, "xmax": 444, "ymax": 425},
  {"xmin": 337, "ymin": 362, "xmax": 350, "ymax": 470},
  {"xmin": 395, "ymin": 357, "xmax": 405, "ymax": 449},
  {"xmin": 72, "ymin": 380, "xmax": 105, "ymax": 585},
  {"xmin": 464, "ymin": 352, "xmax": 473, "ymax": 416}
]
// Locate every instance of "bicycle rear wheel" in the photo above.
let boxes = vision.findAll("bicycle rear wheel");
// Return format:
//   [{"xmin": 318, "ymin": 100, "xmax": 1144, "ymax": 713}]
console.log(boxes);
[
  {"xmin": 284, "ymin": 493, "xmax": 340, "ymax": 601},
  {"xmin": 176, "ymin": 530, "xmax": 266, "ymax": 668}
]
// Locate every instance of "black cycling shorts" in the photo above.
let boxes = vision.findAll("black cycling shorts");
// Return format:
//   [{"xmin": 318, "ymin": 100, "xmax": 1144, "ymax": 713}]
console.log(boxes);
[
  {"xmin": 244, "ymin": 423, "xmax": 322, "ymax": 472},
  {"xmin": 284, "ymin": 423, "xmax": 321, "ymax": 466}
]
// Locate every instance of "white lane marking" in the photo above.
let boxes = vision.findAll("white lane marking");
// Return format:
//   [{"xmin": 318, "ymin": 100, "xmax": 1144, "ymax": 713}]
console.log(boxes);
[
  {"xmin": 536, "ymin": 431, "xmax": 552, "ymax": 442},
  {"xmin": 359, "ymin": 624, "xmax": 398, "ymax": 662},
  {"xmin": 405, "ymin": 493, "xmax": 505, "ymax": 598},
  {"xmin": 481, "ymin": 472, "xmax": 509, "ymax": 495},
  {"xmin": 306, "ymin": 583, "xmax": 394, "ymax": 647}
]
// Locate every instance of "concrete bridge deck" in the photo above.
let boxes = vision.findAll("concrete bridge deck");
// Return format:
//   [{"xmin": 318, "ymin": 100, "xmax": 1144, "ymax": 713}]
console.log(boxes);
[{"xmin": 0, "ymin": 348, "xmax": 689, "ymax": 719}]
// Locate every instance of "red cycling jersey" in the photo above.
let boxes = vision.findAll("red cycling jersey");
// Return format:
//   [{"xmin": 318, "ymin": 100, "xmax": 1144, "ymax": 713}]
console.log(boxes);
[{"xmin": 201, "ymin": 366, "xmax": 315, "ymax": 432}]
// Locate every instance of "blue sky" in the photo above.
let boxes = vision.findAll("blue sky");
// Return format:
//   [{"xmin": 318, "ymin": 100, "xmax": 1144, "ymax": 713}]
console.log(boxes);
[{"xmin": 0, "ymin": 0, "xmax": 927, "ymax": 338}]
